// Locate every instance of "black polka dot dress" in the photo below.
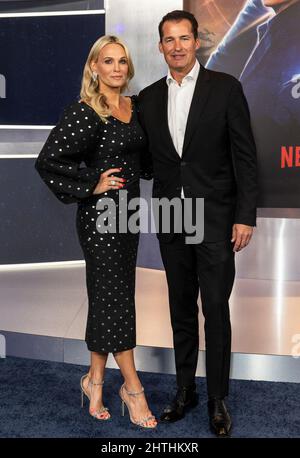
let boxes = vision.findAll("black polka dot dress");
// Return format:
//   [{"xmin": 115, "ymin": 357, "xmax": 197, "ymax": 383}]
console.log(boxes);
[{"xmin": 35, "ymin": 97, "xmax": 152, "ymax": 354}]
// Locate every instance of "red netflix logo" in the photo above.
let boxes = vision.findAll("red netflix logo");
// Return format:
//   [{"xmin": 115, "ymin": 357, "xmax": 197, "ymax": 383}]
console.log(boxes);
[{"xmin": 281, "ymin": 146, "xmax": 300, "ymax": 168}]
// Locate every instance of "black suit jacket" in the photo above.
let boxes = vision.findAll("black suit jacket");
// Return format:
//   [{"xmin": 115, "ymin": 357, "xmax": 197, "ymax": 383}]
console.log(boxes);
[{"xmin": 138, "ymin": 64, "xmax": 258, "ymax": 243}]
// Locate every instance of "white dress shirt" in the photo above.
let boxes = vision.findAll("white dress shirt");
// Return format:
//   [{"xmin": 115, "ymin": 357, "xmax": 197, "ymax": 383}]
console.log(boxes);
[{"xmin": 167, "ymin": 59, "xmax": 200, "ymax": 198}]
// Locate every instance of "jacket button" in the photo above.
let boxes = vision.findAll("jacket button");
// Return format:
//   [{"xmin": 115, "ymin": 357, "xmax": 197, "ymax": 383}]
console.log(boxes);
[{"xmin": 181, "ymin": 161, "xmax": 186, "ymax": 166}]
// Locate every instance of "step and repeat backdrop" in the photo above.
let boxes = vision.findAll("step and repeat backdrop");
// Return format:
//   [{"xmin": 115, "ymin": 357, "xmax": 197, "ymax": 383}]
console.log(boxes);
[
  {"xmin": 0, "ymin": 12, "xmax": 105, "ymax": 125},
  {"xmin": 185, "ymin": 0, "xmax": 300, "ymax": 208},
  {"xmin": 1, "ymin": 0, "xmax": 299, "ymax": 268}
]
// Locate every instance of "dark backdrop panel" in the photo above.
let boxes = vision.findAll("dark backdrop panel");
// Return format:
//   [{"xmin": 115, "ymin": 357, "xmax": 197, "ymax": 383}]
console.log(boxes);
[
  {"xmin": 0, "ymin": 1, "xmax": 104, "ymax": 12},
  {"xmin": 0, "ymin": 159, "xmax": 83, "ymax": 263},
  {"xmin": 0, "ymin": 13, "xmax": 105, "ymax": 124}
]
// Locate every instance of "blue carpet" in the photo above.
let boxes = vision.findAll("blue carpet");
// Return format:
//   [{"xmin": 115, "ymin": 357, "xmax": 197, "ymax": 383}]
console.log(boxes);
[{"xmin": 0, "ymin": 356, "xmax": 299, "ymax": 438}]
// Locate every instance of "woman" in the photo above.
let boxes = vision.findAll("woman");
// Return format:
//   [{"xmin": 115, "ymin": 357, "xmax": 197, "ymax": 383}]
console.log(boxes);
[{"xmin": 35, "ymin": 35, "xmax": 156, "ymax": 428}]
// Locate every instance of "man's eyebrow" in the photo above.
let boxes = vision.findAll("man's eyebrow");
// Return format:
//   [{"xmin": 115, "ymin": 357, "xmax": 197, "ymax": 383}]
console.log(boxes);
[{"xmin": 163, "ymin": 34, "xmax": 191, "ymax": 39}]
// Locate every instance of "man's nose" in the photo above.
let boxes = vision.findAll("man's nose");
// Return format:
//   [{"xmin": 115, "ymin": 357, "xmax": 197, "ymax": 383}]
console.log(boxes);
[{"xmin": 174, "ymin": 39, "xmax": 182, "ymax": 50}]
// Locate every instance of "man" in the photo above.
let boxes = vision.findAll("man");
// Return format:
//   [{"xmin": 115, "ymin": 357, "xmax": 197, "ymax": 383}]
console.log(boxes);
[{"xmin": 138, "ymin": 10, "xmax": 258, "ymax": 437}]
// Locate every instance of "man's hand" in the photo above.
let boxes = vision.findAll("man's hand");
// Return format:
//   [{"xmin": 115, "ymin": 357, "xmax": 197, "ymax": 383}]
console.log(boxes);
[{"xmin": 231, "ymin": 224, "xmax": 254, "ymax": 252}]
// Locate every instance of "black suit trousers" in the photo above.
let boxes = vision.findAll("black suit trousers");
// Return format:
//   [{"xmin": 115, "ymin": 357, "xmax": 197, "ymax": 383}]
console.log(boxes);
[{"xmin": 159, "ymin": 235, "xmax": 235, "ymax": 399}]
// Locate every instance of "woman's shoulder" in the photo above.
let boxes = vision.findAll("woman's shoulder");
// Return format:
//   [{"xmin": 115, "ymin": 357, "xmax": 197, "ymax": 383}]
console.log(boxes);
[
  {"xmin": 58, "ymin": 100, "xmax": 101, "ymax": 128},
  {"xmin": 62, "ymin": 99, "xmax": 97, "ymax": 117}
]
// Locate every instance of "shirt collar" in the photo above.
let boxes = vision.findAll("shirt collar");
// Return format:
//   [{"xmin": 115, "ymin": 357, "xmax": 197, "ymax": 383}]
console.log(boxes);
[{"xmin": 166, "ymin": 59, "xmax": 200, "ymax": 87}]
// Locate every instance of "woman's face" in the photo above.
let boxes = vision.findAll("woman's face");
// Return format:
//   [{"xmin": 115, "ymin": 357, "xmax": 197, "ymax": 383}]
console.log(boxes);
[{"xmin": 91, "ymin": 43, "xmax": 129, "ymax": 91}]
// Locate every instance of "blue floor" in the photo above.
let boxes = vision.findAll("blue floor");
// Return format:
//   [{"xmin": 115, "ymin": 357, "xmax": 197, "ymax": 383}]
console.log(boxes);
[{"xmin": 0, "ymin": 356, "xmax": 299, "ymax": 438}]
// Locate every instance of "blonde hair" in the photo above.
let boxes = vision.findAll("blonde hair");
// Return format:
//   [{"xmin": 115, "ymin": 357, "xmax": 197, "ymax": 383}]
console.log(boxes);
[{"xmin": 80, "ymin": 35, "xmax": 134, "ymax": 122}]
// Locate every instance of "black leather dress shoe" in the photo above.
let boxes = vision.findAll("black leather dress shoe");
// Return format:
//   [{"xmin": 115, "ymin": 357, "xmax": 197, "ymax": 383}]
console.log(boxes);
[
  {"xmin": 207, "ymin": 397, "xmax": 232, "ymax": 437},
  {"xmin": 160, "ymin": 385, "xmax": 199, "ymax": 422}
]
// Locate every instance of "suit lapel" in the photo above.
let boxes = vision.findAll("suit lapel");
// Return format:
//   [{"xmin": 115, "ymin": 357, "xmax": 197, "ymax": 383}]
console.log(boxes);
[{"xmin": 182, "ymin": 65, "xmax": 211, "ymax": 156}]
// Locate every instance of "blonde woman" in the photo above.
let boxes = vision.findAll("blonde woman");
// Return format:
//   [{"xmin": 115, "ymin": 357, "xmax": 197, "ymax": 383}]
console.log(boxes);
[{"xmin": 35, "ymin": 36, "xmax": 156, "ymax": 428}]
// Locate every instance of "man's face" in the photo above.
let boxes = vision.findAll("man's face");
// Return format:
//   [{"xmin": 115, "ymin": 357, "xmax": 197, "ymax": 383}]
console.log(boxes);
[
  {"xmin": 263, "ymin": 0, "xmax": 296, "ymax": 6},
  {"xmin": 159, "ymin": 19, "xmax": 200, "ymax": 75}
]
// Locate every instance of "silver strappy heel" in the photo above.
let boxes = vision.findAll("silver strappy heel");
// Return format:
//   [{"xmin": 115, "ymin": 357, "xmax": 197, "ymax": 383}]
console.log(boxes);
[
  {"xmin": 80, "ymin": 374, "xmax": 111, "ymax": 420},
  {"xmin": 119, "ymin": 383, "xmax": 157, "ymax": 428}
]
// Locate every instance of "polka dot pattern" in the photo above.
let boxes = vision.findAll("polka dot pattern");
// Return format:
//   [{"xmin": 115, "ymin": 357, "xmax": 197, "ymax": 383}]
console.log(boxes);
[{"xmin": 35, "ymin": 96, "xmax": 150, "ymax": 353}]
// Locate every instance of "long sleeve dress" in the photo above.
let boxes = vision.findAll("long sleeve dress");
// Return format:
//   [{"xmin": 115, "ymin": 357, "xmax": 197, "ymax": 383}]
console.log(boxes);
[{"xmin": 35, "ymin": 96, "xmax": 152, "ymax": 354}]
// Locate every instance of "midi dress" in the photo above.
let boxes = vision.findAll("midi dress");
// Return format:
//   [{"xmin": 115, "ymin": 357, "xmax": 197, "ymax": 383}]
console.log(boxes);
[{"xmin": 35, "ymin": 96, "xmax": 151, "ymax": 353}]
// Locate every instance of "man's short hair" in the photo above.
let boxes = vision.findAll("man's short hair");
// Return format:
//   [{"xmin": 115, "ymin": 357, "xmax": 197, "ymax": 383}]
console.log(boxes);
[{"xmin": 158, "ymin": 10, "xmax": 199, "ymax": 42}]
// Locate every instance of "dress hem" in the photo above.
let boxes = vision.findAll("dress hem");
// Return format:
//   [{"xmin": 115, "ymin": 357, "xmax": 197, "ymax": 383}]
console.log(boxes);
[{"xmin": 85, "ymin": 342, "xmax": 136, "ymax": 354}]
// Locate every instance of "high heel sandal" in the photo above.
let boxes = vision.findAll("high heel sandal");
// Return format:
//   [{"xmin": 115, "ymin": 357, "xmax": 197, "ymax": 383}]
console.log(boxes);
[
  {"xmin": 80, "ymin": 374, "xmax": 111, "ymax": 420},
  {"xmin": 119, "ymin": 383, "xmax": 157, "ymax": 429}
]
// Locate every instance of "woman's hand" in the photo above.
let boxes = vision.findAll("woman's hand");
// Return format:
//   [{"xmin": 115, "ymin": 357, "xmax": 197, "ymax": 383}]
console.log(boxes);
[{"xmin": 92, "ymin": 168, "xmax": 126, "ymax": 194}]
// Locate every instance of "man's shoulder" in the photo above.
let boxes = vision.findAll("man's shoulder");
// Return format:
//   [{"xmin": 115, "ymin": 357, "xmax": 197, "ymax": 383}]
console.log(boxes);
[
  {"xmin": 138, "ymin": 68, "xmax": 241, "ymax": 100},
  {"xmin": 139, "ymin": 76, "xmax": 166, "ymax": 99}
]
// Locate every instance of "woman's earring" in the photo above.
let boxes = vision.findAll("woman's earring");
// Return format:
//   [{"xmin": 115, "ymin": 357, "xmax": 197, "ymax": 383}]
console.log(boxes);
[{"xmin": 92, "ymin": 71, "xmax": 98, "ymax": 82}]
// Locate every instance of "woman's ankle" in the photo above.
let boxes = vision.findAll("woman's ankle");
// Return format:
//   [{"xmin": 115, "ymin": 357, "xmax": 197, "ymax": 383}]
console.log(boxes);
[{"xmin": 89, "ymin": 370, "xmax": 104, "ymax": 382}]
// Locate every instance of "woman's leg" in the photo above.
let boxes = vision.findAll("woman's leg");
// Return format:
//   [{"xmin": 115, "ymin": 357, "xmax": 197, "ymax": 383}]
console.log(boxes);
[
  {"xmin": 83, "ymin": 350, "xmax": 110, "ymax": 419},
  {"xmin": 113, "ymin": 349, "xmax": 157, "ymax": 427}
]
